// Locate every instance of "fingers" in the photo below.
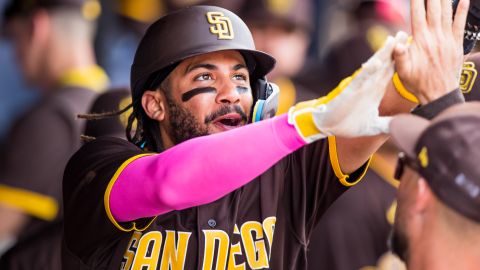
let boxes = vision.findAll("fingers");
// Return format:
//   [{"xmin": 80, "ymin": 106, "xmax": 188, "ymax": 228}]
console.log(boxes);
[
  {"xmin": 453, "ymin": 0, "xmax": 470, "ymax": 42},
  {"xmin": 371, "ymin": 116, "xmax": 393, "ymax": 135},
  {"xmin": 367, "ymin": 33, "xmax": 406, "ymax": 91},
  {"xmin": 426, "ymin": 0, "xmax": 442, "ymax": 28},
  {"xmin": 393, "ymin": 43, "xmax": 408, "ymax": 70},
  {"xmin": 411, "ymin": 0, "xmax": 427, "ymax": 37},
  {"xmin": 441, "ymin": 0, "xmax": 454, "ymax": 30},
  {"xmin": 376, "ymin": 36, "xmax": 396, "ymax": 63},
  {"xmin": 368, "ymin": 64, "xmax": 395, "ymax": 106},
  {"xmin": 362, "ymin": 36, "xmax": 395, "ymax": 74},
  {"xmin": 393, "ymin": 31, "xmax": 410, "ymax": 78},
  {"xmin": 394, "ymin": 31, "xmax": 409, "ymax": 44}
]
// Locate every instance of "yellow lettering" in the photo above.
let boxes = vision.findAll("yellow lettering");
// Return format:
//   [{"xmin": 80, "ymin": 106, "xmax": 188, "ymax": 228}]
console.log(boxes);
[
  {"xmin": 241, "ymin": 221, "xmax": 269, "ymax": 269},
  {"xmin": 160, "ymin": 230, "xmax": 191, "ymax": 270},
  {"xmin": 202, "ymin": 230, "xmax": 230, "ymax": 270},
  {"xmin": 122, "ymin": 231, "xmax": 142, "ymax": 270},
  {"xmin": 262, "ymin": 217, "xmax": 276, "ymax": 259},
  {"xmin": 131, "ymin": 231, "xmax": 162, "ymax": 270},
  {"xmin": 227, "ymin": 241, "xmax": 246, "ymax": 270}
]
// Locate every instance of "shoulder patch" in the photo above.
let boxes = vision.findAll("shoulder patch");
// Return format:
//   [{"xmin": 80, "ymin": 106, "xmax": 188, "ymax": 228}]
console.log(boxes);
[{"xmin": 460, "ymin": 61, "xmax": 478, "ymax": 94}]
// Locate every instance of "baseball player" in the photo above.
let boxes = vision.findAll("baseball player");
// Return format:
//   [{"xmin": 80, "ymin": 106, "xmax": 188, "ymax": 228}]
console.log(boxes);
[
  {"xmin": 62, "ymin": 1, "xmax": 467, "ymax": 269},
  {"xmin": 389, "ymin": 101, "xmax": 480, "ymax": 269},
  {"xmin": 0, "ymin": 0, "xmax": 107, "ymax": 268},
  {"xmin": 309, "ymin": 53, "xmax": 480, "ymax": 270}
]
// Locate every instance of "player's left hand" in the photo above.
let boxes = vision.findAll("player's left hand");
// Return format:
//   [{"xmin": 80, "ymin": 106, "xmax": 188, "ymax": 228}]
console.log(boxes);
[
  {"xmin": 288, "ymin": 32, "xmax": 408, "ymax": 143},
  {"xmin": 394, "ymin": 0, "xmax": 469, "ymax": 104}
]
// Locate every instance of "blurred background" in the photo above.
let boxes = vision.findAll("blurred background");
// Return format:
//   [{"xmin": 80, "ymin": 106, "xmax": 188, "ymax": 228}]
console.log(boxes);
[
  {"xmin": 0, "ymin": 0, "xmax": 411, "ymax": 144},
  {"xmin": 0, "ymin": 0, "xmax": 415, "ymax": 269}
]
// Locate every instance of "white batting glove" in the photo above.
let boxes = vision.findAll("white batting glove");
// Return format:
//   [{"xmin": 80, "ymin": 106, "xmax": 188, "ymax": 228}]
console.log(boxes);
[{"xmin": 288, "ymin": 32, "xmax": 408, "ymax": 143}]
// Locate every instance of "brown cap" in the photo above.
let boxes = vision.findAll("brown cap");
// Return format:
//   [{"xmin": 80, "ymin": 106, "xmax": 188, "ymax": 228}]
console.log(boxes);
[
  {"xmin": 239, "ymin": 0, "xmax": 313, "ymax": 32},
  {"xmin": 3, "ymin": 0, "xmax": 101, "ymax": 21},
  {"xmin": 130, "ymin": 5, "xmax": 275, "ymax": 102},
  {"xmin": 390, "ymin": 102, "xmax": 480, "ymax": 223}
]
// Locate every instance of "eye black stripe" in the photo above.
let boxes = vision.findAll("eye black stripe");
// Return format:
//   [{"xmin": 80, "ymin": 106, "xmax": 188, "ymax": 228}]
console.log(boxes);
[
  {"xmin": 181, "ymin": 87, "xmax": 217, "ymax": 102},
  {"xmin": 236, "ymin": 86, "xmax": 249, "ymax": 94},
  {"xmin": 181, "ymin": 86, "xmax": 250, "ymax": 102}
]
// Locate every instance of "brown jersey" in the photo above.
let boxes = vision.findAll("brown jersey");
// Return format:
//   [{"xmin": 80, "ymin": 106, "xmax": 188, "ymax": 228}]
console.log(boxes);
[
  {"xmin": 0, "ymin": 85, "xmax": 101, "ymax": 270},
  {"xmin": 307, "ymin": 168, "xmax": 397, "ymax": 270},
  {"xmin": 62, "ymin": 136, "xmax": 368, "ymax": 269},
  {"xmin": 0, "ymin": 86, "xmax": 99, "ymax": 228}
]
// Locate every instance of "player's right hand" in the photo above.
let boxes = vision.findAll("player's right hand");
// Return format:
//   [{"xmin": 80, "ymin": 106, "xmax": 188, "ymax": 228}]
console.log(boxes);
[
  {"xmin": 393, "ymin": 0, "xmax": 469, "ymax": 104},
  {"xmin": 288, "ymin": 32, "xmax": 408, "ymax": 143}
]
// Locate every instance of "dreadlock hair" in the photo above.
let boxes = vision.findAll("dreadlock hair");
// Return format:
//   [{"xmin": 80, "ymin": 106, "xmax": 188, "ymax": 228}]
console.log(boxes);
[
  {"xmin": 125, "ymin": 68, "xmax": 176, "ymax": 152},
  {"xmin": 125, "ymin": 96, "xmax": 164, "ymax": 152},
  {"xmin": 77, "ymin": 103, "xmax": 133, "ymax": 120},
  {"xmin": 78, "ymin": 67, "xmax": 175, "ymax": 152},
  {"xmin": 78, "ymin": 95, "xmax": 164, "ymax": 152}
]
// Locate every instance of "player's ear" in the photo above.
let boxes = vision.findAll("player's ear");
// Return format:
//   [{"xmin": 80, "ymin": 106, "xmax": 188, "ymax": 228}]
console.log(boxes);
[
  {"xmin": 413, "ymin": 178, "xmax": 433, "ymax": 213},
  {"xmin": 142, "ymin": 90, "xmax": 167, "ymax": 121}
]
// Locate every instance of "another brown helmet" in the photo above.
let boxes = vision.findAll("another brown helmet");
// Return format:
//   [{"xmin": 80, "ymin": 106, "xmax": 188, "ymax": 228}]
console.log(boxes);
[{"xmin": 130, "ymin": 5, "xmax": 276, "ymax": 101}]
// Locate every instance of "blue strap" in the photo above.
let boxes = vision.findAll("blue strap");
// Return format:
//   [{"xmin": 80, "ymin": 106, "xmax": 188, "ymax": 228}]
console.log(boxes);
[{"xmin": 254, "ymin": 100, "xmax": 265, "ymax": 122}]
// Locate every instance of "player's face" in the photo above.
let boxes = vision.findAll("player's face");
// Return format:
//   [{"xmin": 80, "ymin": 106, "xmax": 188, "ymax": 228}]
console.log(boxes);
[
  {"xmin": 7, "ymin": 16, "xmax": 45, "ymax": 87},
  {"xmin": 250, "ymin": 24, "xmax": 308, "ymax": 79},
  {"xmin": 390, "ymin": 166, "xmax": 420, "ymax": 263},
  {"xmin": 161, "ymin": 50, "xmax": 253, "ymax": 143}
]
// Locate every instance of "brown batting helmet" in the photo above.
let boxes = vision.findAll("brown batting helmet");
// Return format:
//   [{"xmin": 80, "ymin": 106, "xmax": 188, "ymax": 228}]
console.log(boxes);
[{"xmin": 130, "ymin": 5, "xmax": 276, "ymax": 103}]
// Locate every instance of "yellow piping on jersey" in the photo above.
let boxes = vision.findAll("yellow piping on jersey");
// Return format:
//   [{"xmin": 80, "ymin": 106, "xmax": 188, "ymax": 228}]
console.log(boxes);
[
  {"xmin": 369, "ymin": 154, "xmax": 399, "ymax": 188},
  {"xmin": 104, "ymin": 154, "xmax": 156, "ymax": 232},
  {"xmin": 0, "ymin": 184, "xmax": 58, "ymax": 221},
  {"xmin": 58, "ymin": 65, "xmax": 109, "ymax": 93},
  {"xmin": 328, "ymin": 136, "xmax": 371, "ymax": 187}
]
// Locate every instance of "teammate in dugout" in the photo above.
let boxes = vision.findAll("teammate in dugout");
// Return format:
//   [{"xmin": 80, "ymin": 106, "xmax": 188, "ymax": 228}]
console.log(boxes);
[{"xmin": 62, "ymin": 1, "xmax": 469, "ymax": 269}]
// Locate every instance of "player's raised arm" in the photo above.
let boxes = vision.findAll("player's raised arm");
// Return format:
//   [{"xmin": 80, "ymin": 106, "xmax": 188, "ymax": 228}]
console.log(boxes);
[
  {"xmin": 61, "ymin": 3, "xmax": 472, "ymax": 268},
  {"xmin": 394, "ymin": 0, "xmax": 469, "ymax": 103},
  {"xmin": 331, "ymin": 0, "xmax": 469, "ymax": 175},
  {"xmin": 103, "ymin": 33, "xmax": 402, "ymax": 223}
]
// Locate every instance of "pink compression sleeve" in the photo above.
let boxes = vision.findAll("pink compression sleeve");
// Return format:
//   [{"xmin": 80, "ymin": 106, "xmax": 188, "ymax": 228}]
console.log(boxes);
[{"xmin": 110, "ymin": 114, "xmax": 306, "ymax": 222}]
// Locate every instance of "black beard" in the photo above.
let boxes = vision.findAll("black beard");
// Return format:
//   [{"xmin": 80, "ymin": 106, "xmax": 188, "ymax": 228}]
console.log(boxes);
[
  {"xmin": 165, "ymin": 96, "xmax": 209, "ymax": 145},
  {"xmin": 204, "ymin": 104, "xmax": 248, "ymax": 124},
  {"xmin": 164, "ymin": 94, "xmax": 249, "ymax": 145},
  {"xmin": 388, "ymin": 225, "xmax": 409, "ymax": 262}
]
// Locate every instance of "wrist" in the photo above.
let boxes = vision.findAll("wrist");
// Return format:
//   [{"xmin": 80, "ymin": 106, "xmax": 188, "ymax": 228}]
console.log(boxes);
[
  {"xmin": 417, "ymin": 86, "xmax": 458, "ymax": 104},
  {"xmin": 416, "ymin": 76, "xmax": 460, "ymax": 104},
  {"xmin": 287, "ymin": 105, "xmax": 326, "ymax": 144},
  {"xmin": 411, "ymin": 88, "xmax": 465, "ymax": 119},
  {"xmin": 392, "ymin": 73, "xmax": 419, "ymax": 103}
]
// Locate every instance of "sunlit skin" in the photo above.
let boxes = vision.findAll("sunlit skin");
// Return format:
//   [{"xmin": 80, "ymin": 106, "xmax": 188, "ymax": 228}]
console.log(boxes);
[
  {"xmin": 392, "ymin": 166, "xmax": 420, "ymax": 261},
  {"xmin": 8, "ymin": 17, "xmax": 45, "ymax": 86},
  {"xmin": 145, "ymin": 50, "xmax": 254, "ymax": 148}
]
